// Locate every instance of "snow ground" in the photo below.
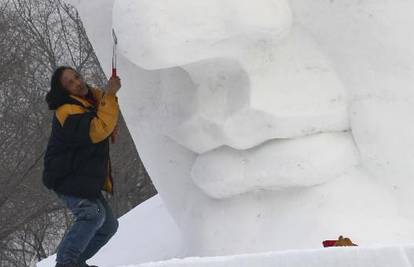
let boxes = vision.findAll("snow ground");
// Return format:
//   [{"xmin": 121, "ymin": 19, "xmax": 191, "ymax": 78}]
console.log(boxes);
[{"xmin": 118, "ymin": 244, "xmax": 414, "ymax": 267}]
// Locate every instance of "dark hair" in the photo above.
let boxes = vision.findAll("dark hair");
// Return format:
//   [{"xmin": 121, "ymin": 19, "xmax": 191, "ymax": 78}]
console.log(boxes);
[{"xmin": 45, "ymin": 66, "xmax": 74, "ymax": 110}]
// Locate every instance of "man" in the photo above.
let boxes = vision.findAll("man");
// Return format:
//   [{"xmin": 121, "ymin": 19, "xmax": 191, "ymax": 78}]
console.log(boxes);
[{"xmin": 43, "ymin": 66, "xmax": 121, "ymax": 267}]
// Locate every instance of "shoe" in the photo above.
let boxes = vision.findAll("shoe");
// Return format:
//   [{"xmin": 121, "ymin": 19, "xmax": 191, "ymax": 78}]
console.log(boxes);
[
  {"xmin": 55, "ymin": 263, "xmax": 98, "ymax": 267},
  {"xmin": 55, "ymin": 263, "xmax": 81, "ymax": 267},
  {"xmin": 79, "ymin": 263, "xmax": 98, "ymax": 267}
]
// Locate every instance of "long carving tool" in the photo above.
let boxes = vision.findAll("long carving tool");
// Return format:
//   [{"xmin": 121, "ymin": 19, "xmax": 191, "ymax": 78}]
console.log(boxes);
[
  {"xmin": 111, "ymin": 28, "xmax": 118, "ymax": 78},
  {"xmin": 110, "ymin": 28, "xmax": 118, "ymax": 144}
]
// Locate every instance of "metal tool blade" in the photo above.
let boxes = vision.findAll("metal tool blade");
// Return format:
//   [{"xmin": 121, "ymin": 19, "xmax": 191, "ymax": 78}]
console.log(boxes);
[{"xmin": 112, "ymin": 28, "xmax": 118, "ymax": 45}]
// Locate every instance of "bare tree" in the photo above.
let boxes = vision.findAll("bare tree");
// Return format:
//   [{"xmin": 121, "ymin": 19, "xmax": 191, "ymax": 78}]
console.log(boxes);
[{"xmin": 0, "ymin": 0, "xmax": 156, "ymax": 266}]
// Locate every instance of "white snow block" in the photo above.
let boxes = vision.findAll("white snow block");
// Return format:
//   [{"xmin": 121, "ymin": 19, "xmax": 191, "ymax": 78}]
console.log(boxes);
[{"xmin": 61, "ymin": 0, "xmax": 414, "ymax": 258}]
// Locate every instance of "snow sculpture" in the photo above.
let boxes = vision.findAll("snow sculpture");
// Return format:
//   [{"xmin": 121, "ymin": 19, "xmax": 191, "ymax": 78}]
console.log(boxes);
[{"xmin": 64, "ymin": 0, "xmax": 414, "ymax": 257}]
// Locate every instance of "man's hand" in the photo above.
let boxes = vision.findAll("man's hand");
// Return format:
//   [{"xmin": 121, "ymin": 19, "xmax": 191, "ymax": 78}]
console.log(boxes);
[{"xmin": 107, "ymin": 76, "xmax": 121, "ymax": 95}]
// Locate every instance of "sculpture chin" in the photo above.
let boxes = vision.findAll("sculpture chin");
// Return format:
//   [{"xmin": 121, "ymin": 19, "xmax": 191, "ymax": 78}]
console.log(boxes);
[{"xmin": 191, "ymin": 131, "xmax": 360, "ymax": 199}]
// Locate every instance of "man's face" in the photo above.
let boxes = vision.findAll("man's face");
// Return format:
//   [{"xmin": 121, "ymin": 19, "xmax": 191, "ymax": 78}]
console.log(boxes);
[{"xmin": 60, "ymin": 69, "xmax": 87, "ymax": 96}]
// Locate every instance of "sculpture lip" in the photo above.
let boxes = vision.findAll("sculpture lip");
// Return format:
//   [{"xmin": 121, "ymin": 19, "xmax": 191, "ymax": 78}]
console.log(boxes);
[
  {"xmin": 166, "ymin": 108, "xmax": 350, "ymax": 156},
  {"xmin": 191, "ymin": 129, "xmax": 359, "ymax": 199}
]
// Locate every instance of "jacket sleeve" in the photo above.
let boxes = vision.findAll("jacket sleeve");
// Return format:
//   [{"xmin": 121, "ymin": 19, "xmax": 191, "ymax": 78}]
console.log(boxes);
[
  {"xmin": 56, "ymin": 93, "xmax": 119, "ymax": 145},
  {"xmin": 89, "ymin": 93, "xmax": 119, "ymax": 143}
]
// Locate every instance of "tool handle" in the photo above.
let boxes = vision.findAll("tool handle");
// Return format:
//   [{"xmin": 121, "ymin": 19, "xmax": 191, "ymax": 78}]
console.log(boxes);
[{"xmin": 111, "ymin": 68, "xmax": 117, "ymax": 78}]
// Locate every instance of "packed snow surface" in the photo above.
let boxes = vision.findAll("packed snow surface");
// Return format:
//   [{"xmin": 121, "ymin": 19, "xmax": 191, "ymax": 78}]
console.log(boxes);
[{"xmin": 117, "ymin": 244, "xmax": 414, "ymax": 267}]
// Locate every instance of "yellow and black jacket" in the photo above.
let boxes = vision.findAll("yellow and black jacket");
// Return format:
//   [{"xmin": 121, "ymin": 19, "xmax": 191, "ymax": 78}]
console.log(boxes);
[{"xmin": 42, "ymin": 86, "xmax": 119, "ymax": 199}]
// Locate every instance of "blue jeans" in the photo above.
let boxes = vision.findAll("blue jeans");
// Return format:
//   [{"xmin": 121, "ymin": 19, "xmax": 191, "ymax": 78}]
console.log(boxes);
[{"xmin": 55, "ymin": 191, "xmax": 119, "ymax": 265}]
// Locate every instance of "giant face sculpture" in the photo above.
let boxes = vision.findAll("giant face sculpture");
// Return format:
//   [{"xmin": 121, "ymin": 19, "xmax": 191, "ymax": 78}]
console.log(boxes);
[{"xmin": 66, "ymin": 0, "xmax": 414, "ymax": 256}]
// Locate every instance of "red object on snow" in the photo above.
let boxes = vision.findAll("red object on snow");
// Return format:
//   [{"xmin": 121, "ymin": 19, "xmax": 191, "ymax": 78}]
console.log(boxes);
[{"xmin": 323, "ymin": 240, "xmax": 337, "ymax": 247}]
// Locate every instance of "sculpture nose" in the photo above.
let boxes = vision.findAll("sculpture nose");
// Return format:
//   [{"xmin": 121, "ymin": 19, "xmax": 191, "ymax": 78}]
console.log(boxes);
[{"xmin": 163, "ymin": 27, "xmax": 350, "ymax": 155}]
